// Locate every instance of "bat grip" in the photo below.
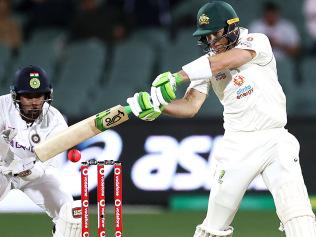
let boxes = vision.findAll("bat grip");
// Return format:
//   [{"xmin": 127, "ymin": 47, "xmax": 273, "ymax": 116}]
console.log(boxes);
[{"xmin": 124, "ymin": 105, "xmax": 132, "ymax": 115}]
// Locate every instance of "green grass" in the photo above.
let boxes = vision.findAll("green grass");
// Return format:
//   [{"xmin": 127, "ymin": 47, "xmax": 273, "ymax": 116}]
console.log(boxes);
[{"xmin": 0, "ymin": 210, "xmax": 282, "ymax": 237}]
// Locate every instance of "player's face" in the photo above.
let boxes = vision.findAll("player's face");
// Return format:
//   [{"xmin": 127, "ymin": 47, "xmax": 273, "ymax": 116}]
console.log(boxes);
[
  {"xmin": 206, "ymin": 28, "xmax": 229, "ymax": 53},
  {"xmin": 19, "ymin": 93, "xmax": 45, "ymax": 122}
]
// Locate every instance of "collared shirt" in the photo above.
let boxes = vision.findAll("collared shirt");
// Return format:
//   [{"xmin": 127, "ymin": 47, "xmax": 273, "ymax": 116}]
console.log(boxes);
[
  {"xmin": 0, "ymin": 94, "xmax": 68, "ymax": 167},
  {"xmin": 186, "ymin": 28, "xmax": 287, "ymax": 132}
]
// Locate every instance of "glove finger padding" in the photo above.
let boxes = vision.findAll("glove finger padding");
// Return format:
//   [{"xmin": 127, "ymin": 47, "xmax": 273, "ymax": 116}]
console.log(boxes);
[
  {"xmin": 139, "ymin": 107, "xmax": 161, "ymax": 121},
  {"xmin": 127, "ymin": 93, "xmax": 142, "ymax": 116},
  {"xmin": 126, "ymin": 92, "xmax": 162, "ymax": 121},
  {"xmin": 150, "ymin": 84, "xmax": 175, "ymax": 106},
  {"xmin": 160, "ymin": 82, "xmax": 176, "ymax": 102},
  {"xmin": 152, "ymin": 72, "xmax": 173, "ymax": 87},
  {"xmin": 137, "ymin": 92, "xmax": 162, "ymax": 121},
  {"xmin": 151, "ymin": 87, "xmax": 161, "ymax": 108},
  {"xmin": 151, "ymin": 72, "xmax": 180, "ymax": 106},
  {"xmin": 138, "ymin": 92, "xmax": 153, "ymax": 110}
]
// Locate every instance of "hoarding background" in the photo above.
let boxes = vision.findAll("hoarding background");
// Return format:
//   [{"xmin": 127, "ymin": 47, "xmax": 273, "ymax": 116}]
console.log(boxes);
[{"xmin": 1, "ymin": 117, "xmax": 315, "ymax": 212}]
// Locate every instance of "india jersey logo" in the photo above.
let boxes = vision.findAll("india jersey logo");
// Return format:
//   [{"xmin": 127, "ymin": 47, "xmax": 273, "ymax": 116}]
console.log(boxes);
[
  {"xmin": 233, "ymin": 75, "xmax": 245, "ymax": 87},
  {"xmin": 31, "ymin": 134, "xmax": 41, "ymax": 143}
]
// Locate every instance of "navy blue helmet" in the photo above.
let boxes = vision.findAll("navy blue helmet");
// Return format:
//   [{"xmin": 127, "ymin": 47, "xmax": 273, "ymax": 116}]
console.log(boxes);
[{"xmin": 10, "ymin": 65, "xmax": 53, "ymax": 103}]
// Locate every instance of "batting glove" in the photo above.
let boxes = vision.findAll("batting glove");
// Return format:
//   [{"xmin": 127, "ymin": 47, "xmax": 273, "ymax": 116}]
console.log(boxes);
[
  {"xmin": 151, "ymin": 72, "xmax": 183, "ymax": 107},
  {"xmin": 127, "ymin": 92, "xmax": 162, "ymax": 121}
]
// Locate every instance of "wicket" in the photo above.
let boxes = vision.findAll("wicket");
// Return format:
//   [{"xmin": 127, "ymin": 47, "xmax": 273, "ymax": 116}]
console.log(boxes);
[{"xmin": 81, "ymin": 160, "xmax": 123, "ymax": 237}]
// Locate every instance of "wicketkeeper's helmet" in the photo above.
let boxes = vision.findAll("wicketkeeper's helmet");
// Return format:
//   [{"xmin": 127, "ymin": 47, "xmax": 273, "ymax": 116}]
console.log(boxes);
[{"xmin": 10, "ymin": 65, "xmax": 53, "ymax": 103}]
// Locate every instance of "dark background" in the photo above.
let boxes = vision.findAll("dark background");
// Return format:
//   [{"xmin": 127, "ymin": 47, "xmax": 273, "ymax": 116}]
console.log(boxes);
[{"xmin": 70, "ymin": 117, "xmax": 316, "ymax": 205}]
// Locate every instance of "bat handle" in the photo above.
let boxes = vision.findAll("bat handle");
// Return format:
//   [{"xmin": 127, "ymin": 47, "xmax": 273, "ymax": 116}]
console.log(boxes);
[{"xmin": 124, "ymin": 105, "xmax": 132, "ymax": 115}]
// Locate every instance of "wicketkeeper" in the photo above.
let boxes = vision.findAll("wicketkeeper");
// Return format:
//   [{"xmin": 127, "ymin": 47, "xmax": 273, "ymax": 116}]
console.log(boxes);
[{"xmin": 0, "ymin": 65, "xmax": 81, "ymax": 237}]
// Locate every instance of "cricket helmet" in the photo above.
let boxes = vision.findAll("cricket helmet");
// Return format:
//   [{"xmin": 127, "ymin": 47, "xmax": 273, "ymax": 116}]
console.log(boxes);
[
  {"xmin": 193, "ymin": 1, "xmax": 240, "ymax": 52},
  {"xmin": 193, "ymin": 1, "xmax": 239, "ymax": 36},
  {"xmin": 10, "ymin": 65, "xmax": 53, "ymax": 103}
]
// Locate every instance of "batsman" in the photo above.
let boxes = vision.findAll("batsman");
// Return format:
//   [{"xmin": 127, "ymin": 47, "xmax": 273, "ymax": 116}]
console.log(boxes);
[{"xmin": 127, "ymin": 1, "xmax": 316, "ymax": 237}]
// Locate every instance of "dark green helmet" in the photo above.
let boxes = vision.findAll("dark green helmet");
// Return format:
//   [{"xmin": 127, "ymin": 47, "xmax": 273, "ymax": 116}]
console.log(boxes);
[{"xmin": 193, "ymin": 1, "xmax": 239, "ymax": 37}]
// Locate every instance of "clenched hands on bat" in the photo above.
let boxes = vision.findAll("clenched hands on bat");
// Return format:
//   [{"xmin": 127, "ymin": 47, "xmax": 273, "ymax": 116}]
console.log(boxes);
[{"xmin": 34, "ymin": 71, "xmax": 185, "ymax": 162}]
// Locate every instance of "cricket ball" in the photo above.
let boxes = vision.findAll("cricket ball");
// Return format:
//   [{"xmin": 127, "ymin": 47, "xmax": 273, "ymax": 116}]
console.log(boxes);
[{"xmin": 68, "ymin": 149, "xmax": 81, "ymax": 162}]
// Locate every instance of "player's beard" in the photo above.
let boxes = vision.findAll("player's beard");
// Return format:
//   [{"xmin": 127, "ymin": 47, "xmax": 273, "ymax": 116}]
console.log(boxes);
[{"xmin": 20, "ymin": 108, "xmax": 43, "ymax": 122}]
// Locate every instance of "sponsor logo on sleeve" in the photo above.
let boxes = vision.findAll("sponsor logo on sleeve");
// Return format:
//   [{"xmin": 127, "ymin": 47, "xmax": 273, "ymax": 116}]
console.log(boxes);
[
  {"xmin": 233, "ymin": 75, "xmax": 245, "ymax": 87},
  {"xmin": 236, "ymin": 85, "xmax": 254, "ymax": 99}
]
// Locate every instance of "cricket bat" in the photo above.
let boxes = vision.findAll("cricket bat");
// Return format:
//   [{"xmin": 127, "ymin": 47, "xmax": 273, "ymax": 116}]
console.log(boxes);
[{"xmin": 35, "ymin": 105, "xmax": 132, "ymax": 162}]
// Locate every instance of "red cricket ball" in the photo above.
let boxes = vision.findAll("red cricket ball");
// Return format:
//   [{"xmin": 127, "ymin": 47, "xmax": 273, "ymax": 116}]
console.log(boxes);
[{"xmin": 68, "ymin": 149, "xmax": 81, "ymax": 162}]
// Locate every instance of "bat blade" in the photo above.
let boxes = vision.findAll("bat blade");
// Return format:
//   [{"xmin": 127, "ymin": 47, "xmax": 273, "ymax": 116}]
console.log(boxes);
[{"xmin": 35, "ymin": 105, "xmax": 131, "ymax": 162}]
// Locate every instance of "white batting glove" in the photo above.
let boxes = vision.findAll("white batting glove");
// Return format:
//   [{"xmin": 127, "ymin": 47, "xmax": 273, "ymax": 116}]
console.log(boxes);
[{"xmin": 127, "ymin": 92, "xmax": 143, "ymax": 117}]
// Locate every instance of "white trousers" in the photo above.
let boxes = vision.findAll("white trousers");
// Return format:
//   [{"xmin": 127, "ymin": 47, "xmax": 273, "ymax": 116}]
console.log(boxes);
[
  {"xmin": 0, "ymin": 169, "xmax": 72, "ymax": 222},
  {"xmin": 202, "ymin": 128, "xmax": 314, "ymax": 231}
]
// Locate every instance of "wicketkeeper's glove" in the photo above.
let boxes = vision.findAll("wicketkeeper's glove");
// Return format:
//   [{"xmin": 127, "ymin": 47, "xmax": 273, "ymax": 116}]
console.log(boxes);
[{"xmin": 0, "ymin": 128, "xmax": 17, "ymax": 158}]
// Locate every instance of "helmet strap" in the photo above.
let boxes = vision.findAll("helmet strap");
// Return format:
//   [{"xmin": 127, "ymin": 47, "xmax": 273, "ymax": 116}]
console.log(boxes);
[
  {"xmin": 197, "ymin": 23, "xmax": 240, "ymax": 54},
  {"xmin": 197, "ymin": 36, "xmax": 211, "ymax": 53},
  {"xmin": 12, "ymin": 93, "xmax": 51, "ymax": 123},
  {"xmin": 223, "ymin": 23, "xmax": 240, "ymax": 49}
]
